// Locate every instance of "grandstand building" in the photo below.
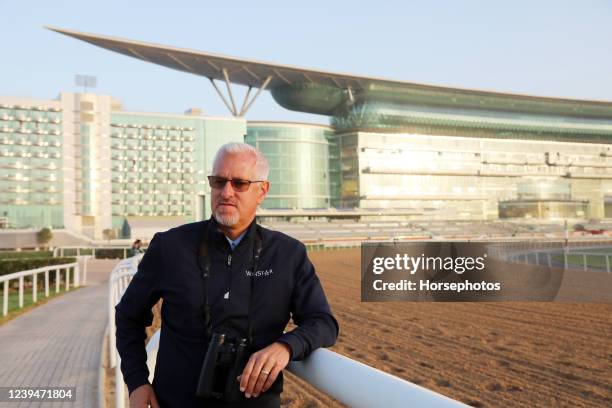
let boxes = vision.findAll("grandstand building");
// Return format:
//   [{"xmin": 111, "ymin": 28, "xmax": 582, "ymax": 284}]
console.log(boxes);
[{"xmin": 2, "ymin": 27, "xmax": 612, "ymax": 238}]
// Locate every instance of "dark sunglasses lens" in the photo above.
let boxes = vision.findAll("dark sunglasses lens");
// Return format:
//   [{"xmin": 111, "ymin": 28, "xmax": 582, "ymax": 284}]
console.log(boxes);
[
  {"xmin": 230, "ymin": 179, "xmax": 250, "ymax": 191},
  {"xmin": 208, "ymin": 176, "xmax": 226, "ymax": 189}
]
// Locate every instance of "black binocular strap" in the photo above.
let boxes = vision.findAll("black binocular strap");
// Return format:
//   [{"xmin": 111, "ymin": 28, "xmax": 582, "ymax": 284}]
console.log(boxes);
[{"xmin": 198, "ymin": 222, "xmax": 263, "ymax": 345}]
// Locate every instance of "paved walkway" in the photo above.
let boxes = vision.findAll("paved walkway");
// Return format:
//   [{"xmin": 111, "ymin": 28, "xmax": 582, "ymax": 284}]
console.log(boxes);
[{"xmin": 0, "ymin": 259, "xmax": 119, "ymax": 408}]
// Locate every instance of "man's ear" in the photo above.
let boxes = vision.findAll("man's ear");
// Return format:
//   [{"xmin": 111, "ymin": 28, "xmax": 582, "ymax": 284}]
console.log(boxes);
[{"xmin": 257, "ymin": 181, "xmax": 270, "ymax": 205}]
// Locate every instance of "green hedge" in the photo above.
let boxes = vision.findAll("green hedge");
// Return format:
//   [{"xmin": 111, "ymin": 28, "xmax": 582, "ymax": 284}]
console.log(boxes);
[
  {"xmin": 94, "ymin": 249, "xmax": 129, "ymax": 259},
  {"xmin": 55, "ymin": 248, "xmax": 93, "ymax": 257},
  {"xmin": 0, "ymin": 251, "xmax": 53, "ymax": 260},
  {"xmin": 0, "ymin": 257, "xmax": 77, "ymax": 277}
]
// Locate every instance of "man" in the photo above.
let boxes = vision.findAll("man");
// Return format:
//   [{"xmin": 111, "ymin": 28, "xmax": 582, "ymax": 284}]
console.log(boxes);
[{"xmin": 116, "ymin": 143, "xmax": 339, "ymax": 408}]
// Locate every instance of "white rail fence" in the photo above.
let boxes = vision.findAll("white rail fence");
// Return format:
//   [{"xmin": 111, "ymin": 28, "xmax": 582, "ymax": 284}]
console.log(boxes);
[
  {"xmin": 487, "ymin": 243, "xmax": 612, "ymax": 273},
  {"xmin": 53, "ymin": 246, "xmax": 139, "ymax": 259},
  {"xmin": 108, "ymin": 256, "xmax": 465, "ymax": 408},
  {"xmin": 108, "ymin": 255, "xmax": 143, "ymax": 408},
  {"xmin": 0, "ymin": 262, "xmax": 80, "ymax": 316}
]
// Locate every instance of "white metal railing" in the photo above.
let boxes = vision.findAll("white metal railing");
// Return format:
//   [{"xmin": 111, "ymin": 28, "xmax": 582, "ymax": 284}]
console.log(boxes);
[
  {"xmin": 489, "ymin": 243, "xmax": 612, "ymax": 273},
  {"xmin": 0, "ymin": 262, "xmax": 79, "ymax": 316},
  {"xmin": 53, "ymin": 246, "xmax": 140, "ymax": 259},
  {"xmin": 108, "ymin": 255, "xmax": 143, "ymax": 408},
  {"xmin": 144, "ymin": 330, "xmax": 466, "ymax": 407}
]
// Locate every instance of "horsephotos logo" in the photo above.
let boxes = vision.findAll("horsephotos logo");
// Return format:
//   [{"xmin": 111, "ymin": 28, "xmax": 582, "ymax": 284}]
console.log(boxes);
[{"xmin": 361, "ymin": 241, "xmax": 612, "ymax": 302}]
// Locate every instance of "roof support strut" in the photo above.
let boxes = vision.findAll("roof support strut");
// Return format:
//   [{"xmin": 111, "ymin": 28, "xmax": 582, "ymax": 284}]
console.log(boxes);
[
  {"xmin": 209, "ymin": 70, "xmax": 273, "ymax": 117},
  {"xmin": 222, "ymin": 68, "xmax": 239, "ymax": 116},
  {"xmin": 239, "ymin": 76, "xmax": 272, "ymax": 116},
  {"xmin": 209, "ymin": 77, "xmax": 236, "ymax": 116}
]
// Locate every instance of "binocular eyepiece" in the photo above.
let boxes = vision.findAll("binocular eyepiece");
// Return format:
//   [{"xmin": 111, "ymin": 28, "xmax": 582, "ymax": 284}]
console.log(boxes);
[{"xmin": 196, "ymin": 332, "xmax": 250, "ymax": 403}]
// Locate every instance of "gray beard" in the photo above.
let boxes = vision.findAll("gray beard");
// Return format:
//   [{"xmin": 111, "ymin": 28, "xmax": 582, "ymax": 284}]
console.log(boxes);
[{"xmin": 214, "ymin": 210, "xmax": 240, "ymax": 226}]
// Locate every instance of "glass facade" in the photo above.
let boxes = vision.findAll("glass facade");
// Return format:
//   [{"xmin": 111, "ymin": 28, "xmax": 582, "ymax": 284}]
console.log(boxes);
[
  {"xmin": 0, "ymin": 101, "xmax": 63, "ymax": 228},
  {"xmin": 499, "ymin": 200, "xmax": 588, "ymax": 219},
  {"xmin": 246, "ymin": 122, "xmax": 335, "ymax": 209},
  {"xmin": 331, "ymin": 100, "xmax": 612, "ymax": 143},
  {"xmin": 336, "ymin": 131, "xmax": 612, "ymax": 220},
  {"xmin": 265, "ymin": 80, "xmax": 612, "ymax": 221}
]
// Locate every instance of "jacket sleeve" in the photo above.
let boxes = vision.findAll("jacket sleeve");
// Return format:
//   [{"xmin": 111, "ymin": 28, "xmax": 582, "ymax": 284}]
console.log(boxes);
[
  {"xmin": 115, "ymin": 232, "xmax": 163, "ymax": 394},
  {"xmin": 277, "ymin": 243, "xmax": 339, "ymax": 360}
]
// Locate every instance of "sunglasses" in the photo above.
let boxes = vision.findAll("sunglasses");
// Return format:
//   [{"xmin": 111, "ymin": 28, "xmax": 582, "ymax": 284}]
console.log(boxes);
[{"xmin": 207, "ymin": 175, "xmax": 265, "ymax": 192}]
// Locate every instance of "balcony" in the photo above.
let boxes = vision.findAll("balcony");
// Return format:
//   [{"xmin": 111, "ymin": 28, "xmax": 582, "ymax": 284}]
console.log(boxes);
[{"xmin": 37, "ymin": 163, "xmax": 57, "ymax": 170}]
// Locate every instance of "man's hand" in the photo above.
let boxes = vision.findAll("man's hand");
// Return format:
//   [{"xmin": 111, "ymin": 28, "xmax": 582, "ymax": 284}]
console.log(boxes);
[
  {"xmin": 129, "ymin": 384, "xmax": 159, "ymax": 408},
  {"xmin": 239, "ymin": 342, "xmax": 291, "ymax": 398}
]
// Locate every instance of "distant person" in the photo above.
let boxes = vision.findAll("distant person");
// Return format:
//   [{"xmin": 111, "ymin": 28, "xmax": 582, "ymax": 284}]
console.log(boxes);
[
  {"xmin": 129, "ymin": 239, "xmax": 144, "ymax": 257},
  {"xmin": 115, "ymin": 143, "xmax": 339, "ymax": 407}
]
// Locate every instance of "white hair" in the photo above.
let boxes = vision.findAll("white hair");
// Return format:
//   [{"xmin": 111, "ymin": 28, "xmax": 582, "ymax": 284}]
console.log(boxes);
[{"xmin": 212, "ymin": 143, "xmax": 269, "ymax": 180}]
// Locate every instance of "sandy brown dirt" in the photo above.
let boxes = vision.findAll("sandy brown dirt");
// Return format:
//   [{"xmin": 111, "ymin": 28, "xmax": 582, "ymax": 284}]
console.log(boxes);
[
  {"xmin": 305, "ymin": 248, "xmax": 611, "ymax": 408},
  {"xmin": 147, "ymin": 248, "xmax": 611, "ymax": 407}
]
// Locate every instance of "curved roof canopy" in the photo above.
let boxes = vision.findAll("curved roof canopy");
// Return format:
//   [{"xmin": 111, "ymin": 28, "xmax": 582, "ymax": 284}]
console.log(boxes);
[{"xmin": 46, "ymin": 26, "xmax": 612, "ymax": 119}]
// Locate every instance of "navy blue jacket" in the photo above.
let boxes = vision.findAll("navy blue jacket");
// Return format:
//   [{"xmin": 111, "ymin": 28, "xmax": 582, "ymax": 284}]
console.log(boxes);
[{"xmin": 115, "ymin": 218, "xmax": 339, "ymax": 407}]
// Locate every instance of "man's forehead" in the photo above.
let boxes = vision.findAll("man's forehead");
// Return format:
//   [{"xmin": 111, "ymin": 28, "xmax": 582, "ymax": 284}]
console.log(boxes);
[{"xmin": 213, "ymin": 151, "xmax": 257, "ymax": 175}]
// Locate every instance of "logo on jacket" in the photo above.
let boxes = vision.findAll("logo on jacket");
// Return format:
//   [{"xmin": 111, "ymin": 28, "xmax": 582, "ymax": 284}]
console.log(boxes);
[{"xmin": 245, "ymin": 268, "xmax": 274, "ymax": 277}]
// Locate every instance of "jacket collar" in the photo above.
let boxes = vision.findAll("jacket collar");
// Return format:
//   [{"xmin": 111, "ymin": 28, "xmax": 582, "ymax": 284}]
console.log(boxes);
[{"xmin": 209, "ymin": 216, "xmax": 258, "ymax": 250}]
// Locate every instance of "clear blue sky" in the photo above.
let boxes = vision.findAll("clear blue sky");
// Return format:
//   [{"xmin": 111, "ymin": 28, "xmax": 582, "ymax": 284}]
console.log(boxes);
[{"xmin": 2, "ymin": 0, "xmax": 610, "ymax": 124}]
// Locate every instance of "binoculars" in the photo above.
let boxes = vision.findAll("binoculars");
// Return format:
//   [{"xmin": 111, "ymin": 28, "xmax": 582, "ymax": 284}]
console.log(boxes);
[{"xmin": 196, "ymin": 332, "xmax": 250, "ymax": 403}]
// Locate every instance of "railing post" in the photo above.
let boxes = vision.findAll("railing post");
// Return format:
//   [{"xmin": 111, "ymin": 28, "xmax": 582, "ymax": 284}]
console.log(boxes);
[
  {"xmin": 19, "ymin": 276, "xmax": 24, "ymax": 308},
  {"xmin": 606, "ymin": 255, "xmax": 611, "ymax": 273},
  {"xmin": 55, "ymin": 268, "xmax": 60, "ymax": 293},
  {"xmin": 83, "ymin": 257, "xmax": 88, "ymax": 285},
  {"xmin": 74, "ymin": 264, "xmax": 80, "ymax": 287},
  {"xmin": 547, "ymin": 253, "xmax": 552, "ymax": 268},
  {"xmin": 582, "ymin": 253, "xmax": 588, "ymax": 272},
  {"xmin": 3, "ymin": 280, "xmax": 8, "ymax": 316},
  {"xmin": 115, "ymin": 355, "xmax": 126, "ymax": 408},
  {"xmin": 45, "ymin": 270, "xmax": 49, "ymax": 297},
  {"xmin": 109, "ymin": 276, "xmax": 117, "ymax": 368},
  {"xmin": 66, "ymin": 268, "xmax": 70, "ymax": 291},
  {"xmin": 32, "ymin": 272, "xmax": 37, "ymax": 303}
]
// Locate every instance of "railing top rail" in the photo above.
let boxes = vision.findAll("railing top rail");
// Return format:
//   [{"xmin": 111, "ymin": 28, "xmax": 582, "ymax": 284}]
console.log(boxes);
[
  {"xmin": 0, "ymin": 262, "xmax": 78, "ymax": 282},
  {"xmin": 110, "ymin": 269, "xmax": 138, "ymax": 283},
  {"xmin": 288, "ymin": 347, "xmax": 467, "ymax": 408},
  {"xmin": 109, "ymin": 255, "xmax": 142, "ymax": 280}
]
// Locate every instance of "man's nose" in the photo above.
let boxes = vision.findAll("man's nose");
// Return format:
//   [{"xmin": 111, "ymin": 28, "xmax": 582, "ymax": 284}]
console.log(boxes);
[{"xmin": 220, "ymin": 179, "xmax": 234, "ymax": 197}]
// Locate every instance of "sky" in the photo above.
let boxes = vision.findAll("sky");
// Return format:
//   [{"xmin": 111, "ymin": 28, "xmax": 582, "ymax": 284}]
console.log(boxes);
[{"xmin": 1, "ymin": 0, "xmax": 611, "ymax": 124}]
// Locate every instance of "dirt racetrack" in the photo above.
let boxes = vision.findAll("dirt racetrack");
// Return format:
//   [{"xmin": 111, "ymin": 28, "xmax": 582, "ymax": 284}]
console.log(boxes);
[{"xmin": 281, "ymin": 248, "xmax": 612, "ymax": 408}]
